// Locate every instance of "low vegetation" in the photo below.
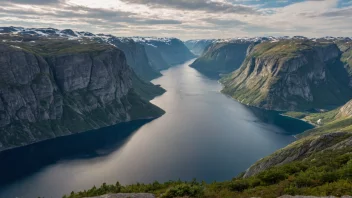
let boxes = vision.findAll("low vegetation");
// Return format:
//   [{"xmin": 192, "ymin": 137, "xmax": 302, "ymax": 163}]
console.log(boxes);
[
  {"xmin": 64, "ymin": 147, "xmax": 352, "ymax": 198},
  {"xmin": 3, "ymin": 36, "xmax": 114, "ymax": 56},
  {"xmin": 284, "ymin": 109, "xmax": 340, "ymax": 126},
  {"xmin": 284, "ymin": 104, "xmax": 352, "ymax": 138},
  {"xmin": 250, "ymin": 40, "xmax": 330, "ymax": 58},
  {"xmin": 299, "ymin": 118, "xmax": 352, "ymax": 138}
]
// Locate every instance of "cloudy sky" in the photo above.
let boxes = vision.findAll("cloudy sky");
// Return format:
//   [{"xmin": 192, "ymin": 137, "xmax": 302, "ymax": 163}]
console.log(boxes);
[{"xmin": 0, "ymin": 0, "xmax": 351, "ymax": 39}]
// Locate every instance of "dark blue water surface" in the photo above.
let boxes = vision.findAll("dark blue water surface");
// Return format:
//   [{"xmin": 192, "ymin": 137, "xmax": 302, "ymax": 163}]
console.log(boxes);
[{"xmin": 0, "ymin": 60, "xmax": 313, "ymax": 198}]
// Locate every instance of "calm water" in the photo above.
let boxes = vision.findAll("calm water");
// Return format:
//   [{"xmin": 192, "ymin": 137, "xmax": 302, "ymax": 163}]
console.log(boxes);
[{"xmin": 0, "ymin": 59, "xmax": 313, "ymax": 198}]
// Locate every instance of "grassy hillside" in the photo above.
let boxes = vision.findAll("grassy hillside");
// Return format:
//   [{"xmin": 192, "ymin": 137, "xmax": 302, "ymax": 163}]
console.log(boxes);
[
  {"xmin": 284, "ymin": 100, "xmax": 352, "ymax": 138},
  {"xmin": 221, "ymin": 40, "xmax": 352, "ymax": 111},
  {"xmin": 249, "ymin": 40, "xmax": 331, "ymax": 58},
  {"xmin": 10, "ymin": 38, "xmax": 114, "ymax": 56}
]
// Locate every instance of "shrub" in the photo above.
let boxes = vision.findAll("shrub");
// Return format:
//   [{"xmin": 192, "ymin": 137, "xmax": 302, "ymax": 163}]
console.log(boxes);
[
  {"xmin": 162, "ymin": 184, "xmax": 204, "ymax": 198},
  {"xmin": 229, "ymin": 180, "xmax": 250, "ymax": 192},
  {"xmin": 281, "ymin": 162, "xmax": 308, "ymax": 174},
  {"xmin": 248, "ymin": 178, "xmax": 261, "ymax": 188},
  {"xmin": 320, "ymin": 172, "xmax": 339, "ymax": 183},
  {"xmin": 257, "ymin": 168, "xmax": 287, "ymax": 185}
]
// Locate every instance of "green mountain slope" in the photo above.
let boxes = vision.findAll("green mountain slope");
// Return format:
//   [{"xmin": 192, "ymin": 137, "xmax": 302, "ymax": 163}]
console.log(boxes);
[
  {"xmin": 190, "ymin": 41, "xmax": 251, "ymax": 78},
  {"xmin": 221, "ymin": 40, "xmax": 352, "ymax": 111}
]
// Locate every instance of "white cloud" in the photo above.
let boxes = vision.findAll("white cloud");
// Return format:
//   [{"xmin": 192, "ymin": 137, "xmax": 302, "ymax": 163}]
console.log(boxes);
[{"xmin": 0, "ymin": 0, "xmax": 351, "ymax": 39}]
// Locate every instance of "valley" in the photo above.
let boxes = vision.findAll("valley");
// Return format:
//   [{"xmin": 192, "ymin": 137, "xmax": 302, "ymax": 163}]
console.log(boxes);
[
  {"xmin": 0, "ymin": 27, "xmax": 351, "ymax": 198},
  {"xmin": 0, "ymin": 59, "xmax": 314, "ymax": 198}
]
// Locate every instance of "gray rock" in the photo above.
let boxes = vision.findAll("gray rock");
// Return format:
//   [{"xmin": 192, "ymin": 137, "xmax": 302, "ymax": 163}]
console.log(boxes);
[
  {"xmin": 339, "ymin": 99, "xmax": 352, "ymax": 117},
  {"xmin": 107, "ymin": 37, "xmax": 161, "ymax": 81},
  {"xmin": 0, "ymin": 45, "xmax": 40, "ymax": 85},
  {"xmin": 50, "ymin": 53, "xmax": 93, "ymax": 92},
  {"xmin": 0, "ymin": 40, "xmax": 164, "ymax": 151},
  {"xmin": 221, "ymin": 40, "xmax": 352, "ymax": 111}
]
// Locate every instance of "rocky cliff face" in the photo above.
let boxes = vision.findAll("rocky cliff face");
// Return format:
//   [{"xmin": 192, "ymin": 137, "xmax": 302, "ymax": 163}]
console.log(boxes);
[
  {"xmin": 184, "ymin": 39, "xmax": 217, "ymax": 56},
  {"xmin": 190, "ymin": 41, "xmax": 251, "ymax": 77},
  {"xmin": 338, "ymin": 41, "xmax": 352, "ymax": 86},
  {"xmin": 0, "ymin": 38, "xmax": 164, "ymax": 151},
  {"xmin": 106, "ymin": 37, "xmax": 162, "ymax": 81},
  {"xmin": 221, "ymin": 40, "xmax": 352, "ymax": 111},
  {"xmin": 339, "ymin": 99, "xmax": 352, "ymax": 117},
  {"xmin": 132, "ymin": 37, "xmax": 196, "ymax": 69},
  {"xmin": 142, "ymin": 44, "xmax": 171, "ymax": 71},
  {"xmin": 0, "ymin": 27, "xmax": 163, "ymax": 82}
]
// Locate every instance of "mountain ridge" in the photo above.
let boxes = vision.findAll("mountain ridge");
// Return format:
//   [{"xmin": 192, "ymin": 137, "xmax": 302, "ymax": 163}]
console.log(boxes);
[
  {"xmin": 186, "ymin": 36, "xmax": 352, "ymax": 78},
  {"xmin": 0, "ymin": 26, "xmax": 196, "ymax": 80},
  {"xmin": 0, "ymin": 36, "xmax": 165, "ymax": 152},
  {"xmin": 220, "ymin": 39, "xmax": 352, "ymax": 111}
]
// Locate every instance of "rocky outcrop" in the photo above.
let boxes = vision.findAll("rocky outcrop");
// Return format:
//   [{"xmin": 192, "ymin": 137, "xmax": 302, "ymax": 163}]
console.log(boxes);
[
  {"xmin": 244, "ymin": 132, "xmax": 352, "ymax": 178},
  {"xmin": 0, "ymin": 40, "xmax": 164, "ymax": 151},
  {"xmin": 190, "ymin": 41, "xmax": 251, "ymax": 77},
  {"xmin": 221, "ymin": 40, "xmax": 352, "ymax": 111},
  {"xmin": 339, "ymin": 99, "xmax": 352, "ymax": 117}
]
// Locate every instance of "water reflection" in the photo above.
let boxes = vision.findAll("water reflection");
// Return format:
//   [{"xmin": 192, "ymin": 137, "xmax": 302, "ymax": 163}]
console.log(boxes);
[
  {"xmin": 0, "ymin": 60, "xmax": 313, "ymax": 198},
  {"xmin": 244, "ymin": 106, "xmax": 313, "ymax": 135},
  {"xmin": 0, "ymin": 119, "xmax": 153, "ymax": 186}
]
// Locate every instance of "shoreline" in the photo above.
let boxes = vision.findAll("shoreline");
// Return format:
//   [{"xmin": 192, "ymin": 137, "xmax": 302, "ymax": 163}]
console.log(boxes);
[
  {"xmin": 0, "ymin": 116, "xmax": 160, "ymax": 154},
  {"xmin": 279, "ymin": 113, "xmax": 317, "ymax": 127},
  {"xmin": 217, "ymin": 80, "xmax": 316, "ymax": 139}
]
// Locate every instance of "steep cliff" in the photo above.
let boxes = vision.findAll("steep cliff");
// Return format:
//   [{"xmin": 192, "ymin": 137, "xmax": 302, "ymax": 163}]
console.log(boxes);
[
  {"xmin": 338, "ymin": 41, "xmax": 352, "ymax": 86},
  {"xmin": 132, "ymin": 37, "xmax": 196, "ymax": 69},
  {"xmin": 221, "ymin": 40, "xmax": 352, "ymax": 111},
  {"xmin": 142, "ymin": 44, "xmax": 171, "ymax": 71},
  {"xmin": 190, "ymin": 41, "xmax": 251, "ymax": 77},
  {"xmin": 0, "ymin": 27, "xmax": 163, "ymax": 82},
  {"xmin": 184, "ymin": 39, "xmax": 216, "ymax": 56},
  {"xmin": 0, "ymin": 38, "xmax": 164, "ymax": 151},
  {"xmin": 106, "ymin": 37, "xmax": 162, "ymax": 81}
]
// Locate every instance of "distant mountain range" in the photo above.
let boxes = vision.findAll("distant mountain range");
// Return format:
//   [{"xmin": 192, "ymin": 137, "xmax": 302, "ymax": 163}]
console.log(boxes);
[
  {"xmin": 185, "ymin": 36, "xmax": 351, "ymax": 56},
  {"xmin": 0, "ymin": 26, "xmax": 195, "ymax": 82}
]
